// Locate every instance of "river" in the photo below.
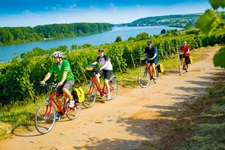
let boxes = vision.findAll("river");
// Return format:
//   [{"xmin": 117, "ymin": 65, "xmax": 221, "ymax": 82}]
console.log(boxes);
[{"xmin": 0, "ymin": 26, "xmax": 182, "ymax": 63}]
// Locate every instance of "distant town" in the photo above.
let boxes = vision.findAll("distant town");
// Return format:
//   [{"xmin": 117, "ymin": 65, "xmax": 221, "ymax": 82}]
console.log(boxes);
[{"xmin": 115, "ymin": 13, "xmax": 202, "ymax": 28}]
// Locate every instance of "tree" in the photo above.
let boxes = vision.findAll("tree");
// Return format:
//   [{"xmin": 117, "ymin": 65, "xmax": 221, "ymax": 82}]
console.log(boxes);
[
  {"xmin": 71, "ymin": 44, "xmax": 78, "ymax": 51},
  {"xmin": 161, "ymin": 29, "xmax": 166, "ymax": 34},
  {"xmin": 136, "ymin": 32, "xmax": 149, "ymax": 40},
  {"xmin": 114, "ymin": 36, "xmax": 122, "ymax": 42}
]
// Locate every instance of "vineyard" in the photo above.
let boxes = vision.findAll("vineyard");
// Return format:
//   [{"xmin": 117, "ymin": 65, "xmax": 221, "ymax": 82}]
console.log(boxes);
[{"xmin": 0, "ymin": 29, "xmax": 225, "ymax": 106}]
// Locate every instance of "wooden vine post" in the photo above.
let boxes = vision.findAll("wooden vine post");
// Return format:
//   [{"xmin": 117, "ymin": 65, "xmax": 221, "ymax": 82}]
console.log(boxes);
[
  {"xmin": 130, "ymin": 54, "xmax": 136, "ymax": 68},
  {"xmin": 78, "ymin": 63, "xmax": 88, "ymax": 83},
  {"xmin": 116, "ymin": 56, "xmax": 123, "ymax": 74}
]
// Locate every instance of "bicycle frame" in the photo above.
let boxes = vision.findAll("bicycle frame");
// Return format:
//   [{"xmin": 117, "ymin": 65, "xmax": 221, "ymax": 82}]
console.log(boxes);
[
  {"xmin": 138, "ymin": 56, "xmax": 160, "ymax": 88},
  {"xmin": 90, "ymin": 74, "xmax": 111, "ymax": 96},
  {"xmin": 178, "ymin": 53, "xmax": 186, "ymax": 75},
  {"xmin": 48, "ymin": 92, "xmax": 68, "ymax": 116},
  {"xmin": 35, "ymin": 82, "xmax": 82, "ymax": 134},
  {"xmin": 145, "ymin": 63, "xmax": 155, "ymax": 79}
]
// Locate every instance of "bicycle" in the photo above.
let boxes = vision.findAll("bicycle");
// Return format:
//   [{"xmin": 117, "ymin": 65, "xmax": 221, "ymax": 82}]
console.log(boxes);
[
  {"xmin": 35, "ymin": 82, "xmax": 82, "ymax": 134},
  {"xmin": 82, "ymin": 64, "xmax": 118, "ymax": 108},
  {"xmin": 178, "ymin": 50, "xmax": 187, "ymax": 76},
  {"xmin": 138, "ymin": 56, "xmax": 161, "ymax": 88}
]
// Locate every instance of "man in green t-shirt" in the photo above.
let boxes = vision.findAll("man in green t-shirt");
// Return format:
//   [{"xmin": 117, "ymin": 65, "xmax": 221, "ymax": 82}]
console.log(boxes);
[{"xmin": 40, "ymin": 51, "xmax": 75, "ymax": 119}]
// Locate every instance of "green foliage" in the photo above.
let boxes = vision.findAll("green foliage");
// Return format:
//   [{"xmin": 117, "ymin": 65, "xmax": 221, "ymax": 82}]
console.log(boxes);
[
  {"xmin": 115, "ymin": 36, "xmax": 122, "ymax": 42},
  {"xmin": 0, "ymin": 23, "xmax": 112, "ymax": 45},
  {"xmin": 213, "ymin": 46, "xmax": 225, "ymax": 68},
  {"xmin": 210, "ymin": 0, "xmax": 225, "ymax": 9},
  {"xmin": 136, "ymin": 32, "xmax": 149, "ymax": 40},
  {"xmin": 161, "ymin": 29, "xmax": 166, "ymax": 34},
  {"xmin": 1, "ymin": 26, "xmax": 225, "ymax": 106},
  {"xmin": 195, "ymin": 9, "xmax": 219, "ymax": 35}
]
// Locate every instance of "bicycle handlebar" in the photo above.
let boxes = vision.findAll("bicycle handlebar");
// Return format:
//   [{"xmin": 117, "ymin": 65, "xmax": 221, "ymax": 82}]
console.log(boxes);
[
  {"xmin": 40, "ymin": 82, "xmax": 57, "ymax": 88},
  {"xmin": 140, "ymin": 56, "xmax": 151, "ymax": 61}
]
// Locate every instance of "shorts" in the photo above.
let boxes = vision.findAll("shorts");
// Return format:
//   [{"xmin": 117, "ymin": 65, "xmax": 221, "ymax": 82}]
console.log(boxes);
[
  {"xmin": 179, "ymin": 54, "xmax": 183, "ymax": 60},
  {"xmin": 99, "ymin": 70, "xmax": 113, "ymax": 80},
  {"xmin": 56, "ymin": 80, "xmax": 74, "ymax": 94},
  {"xmin": 184, "ymin": 56, "xmax": 190, "ymax": 65}
]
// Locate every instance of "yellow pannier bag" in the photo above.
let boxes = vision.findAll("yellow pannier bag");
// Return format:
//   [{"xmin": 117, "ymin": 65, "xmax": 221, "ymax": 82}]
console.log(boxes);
[
  {"xmin": 73, "ymin": 87, "xmax": 85, "ymax": 103},
  {"xmin": 189, "ymin": 56, "xmax": 193, "ymax": 64},
  {"xmin": 156, "ymin": 63, "xmax": 164, "ymax": 73}
]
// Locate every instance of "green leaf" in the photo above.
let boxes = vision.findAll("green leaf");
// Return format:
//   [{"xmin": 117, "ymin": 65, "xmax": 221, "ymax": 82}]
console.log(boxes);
[
  {"xmin": 213, "ymin": 47, "xmax": 225, "ymax": 68},
  {"xmin": 195, "ymin": 9, "xmax": 218, "ymax": 35},
  {"xmin": 210, "ymin": 0, "xmax": 225, "ymax": 9}
]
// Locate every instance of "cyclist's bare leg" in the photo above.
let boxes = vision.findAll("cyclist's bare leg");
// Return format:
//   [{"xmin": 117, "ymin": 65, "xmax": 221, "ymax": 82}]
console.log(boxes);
[
  {"xmin": 151, "ymin": 63, "xmax": 156, "ymax": 77},
  {"xmin": 62, "ymin": 88, "xmax": 73, "ymax": 101},
  {"xmin": 56, "ymin": 96, "xmax": 63, "ymax": 109},
  {"xmin": 96, "ymin": 73, "xmax": 101, "ymax": 85},
  {"xmin": 104, "ymin": 79, "xmax": 110, "ymax": 95}
]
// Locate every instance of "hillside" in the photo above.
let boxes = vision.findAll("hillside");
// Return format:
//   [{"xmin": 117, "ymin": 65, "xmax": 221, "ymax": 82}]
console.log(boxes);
[{"xmin": 116, "ymin": 13, "xmax": 202, "ymax": 28}]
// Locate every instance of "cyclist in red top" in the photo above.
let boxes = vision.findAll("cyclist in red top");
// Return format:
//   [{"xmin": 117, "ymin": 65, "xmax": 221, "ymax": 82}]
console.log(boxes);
[{"xmin": 179, "ymin": 41, "xmax": 191, "ymax": 72}]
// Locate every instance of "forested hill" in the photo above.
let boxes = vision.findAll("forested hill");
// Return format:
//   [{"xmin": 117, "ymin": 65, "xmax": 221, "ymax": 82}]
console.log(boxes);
[
  {"xmin": 0, "ymin": 23, "xmax": 112, "ymax": 46},
  {"xmin": 117, "ymin": 13, "xmax": 202, "ymax": 28}
]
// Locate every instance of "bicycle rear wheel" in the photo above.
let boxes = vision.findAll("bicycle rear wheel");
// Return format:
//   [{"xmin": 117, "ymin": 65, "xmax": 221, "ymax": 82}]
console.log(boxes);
[
  {"xmin": 138, "ymin": 69, "xmax": 150, "ymax": 88},
  {"xmin": 82, "ymin": 83, "xmax": 97, "ymax": 108},
  {"xmin": 108, "ymin": 79, "xmax": 118, "ymax": 100},
  {"xmin": 153, "ymin": 67, "xmax": 161, "ymax": 84},
  {"xmin": 178, "ymin": 61, "xmax": 183, "ymax": 76},
  {"xmin": 66, "ymin": 102, "xmax": 82, "ymax": 120},
  {"xmin": 35, "ymin": 103, "xmax": 56, "ymax": 134}
]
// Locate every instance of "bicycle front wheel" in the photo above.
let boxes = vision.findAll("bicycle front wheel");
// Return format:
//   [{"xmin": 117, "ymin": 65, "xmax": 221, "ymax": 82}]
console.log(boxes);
[
  {"xmin": 66, "ymin": 102, "xmax": 82, "ymax": 120},
  {"xmin": 82, "ymin": 83, "xmax": 97, "ymax": 108},
  {"xmin": 35, "ymin": 103, "xmax": 56, "ymax": 134},
  {"xmin": 109, "ymin": 79, "xmax": 118, "ymax": 100},
  {"xmin": 138, "ymin": 69, "xmax": 150, "ymax": 88},
  {"xmin": 178, "ymin": 61, "xmax": 183, "ymax": 76}
]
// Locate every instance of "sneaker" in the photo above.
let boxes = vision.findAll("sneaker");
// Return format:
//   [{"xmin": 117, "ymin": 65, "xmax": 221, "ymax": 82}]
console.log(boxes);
[
  {"xmin": 186, "ymin": 68, "xmax": 189, "ymax": 72},
  {"xmin": 106, "ymin": 94, "xmax": 111, "ymax": 100},
  {"xmin": 55, "ymin": 112, "xmax": 61, "ymax": 120},
  {"xmin": 153, "ymin": 76, "xmax": 156, "ymax": 80},
  {"xmin": 69, "ymin": 100, "xmax": 75, "ymax": 108}
]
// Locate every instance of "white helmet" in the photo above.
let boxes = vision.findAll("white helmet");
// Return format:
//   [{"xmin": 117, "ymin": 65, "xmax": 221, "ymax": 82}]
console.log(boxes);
[{"xmin": 52, "ymin": 51, "xmax": 63, "ymax": 58}]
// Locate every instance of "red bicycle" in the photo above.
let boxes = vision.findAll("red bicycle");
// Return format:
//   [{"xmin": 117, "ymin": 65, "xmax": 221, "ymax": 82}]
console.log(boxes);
[
  {"xmin": 138, "ymin": 56, "xmax": 161, "ymax": 88},
  {"xmin": 178, "ymin": 50, "xmax": 187, "ymax": 75},
  {"xmin": 82, "ymin": 64, "xmax": 118, "ymax": 108},
  {"xmin": 35, "ymin": 82, "xmax": 82, "ymax": 134}
]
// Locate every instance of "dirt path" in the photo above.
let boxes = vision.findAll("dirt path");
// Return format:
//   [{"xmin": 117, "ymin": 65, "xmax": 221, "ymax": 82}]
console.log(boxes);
[{"xmin": 0, "ymin": 47, "xmax": 222, "ymax": 150}]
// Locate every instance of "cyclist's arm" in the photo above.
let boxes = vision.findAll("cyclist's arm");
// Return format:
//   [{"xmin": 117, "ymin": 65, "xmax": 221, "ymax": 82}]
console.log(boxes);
[
  {"xmin": 150, "ymin": 53, "xmax": 157, "ymax": 60},
  {"xmin": 92, "ymin": 62, "xmax": 98, "ymax": 65},
  {"xmin": 41, "ymin": 72, "xmax": 52, "ymax": 84},
  {"xmin": 100, "ymin": 61, "xmax": 109, "ymax": 70}
]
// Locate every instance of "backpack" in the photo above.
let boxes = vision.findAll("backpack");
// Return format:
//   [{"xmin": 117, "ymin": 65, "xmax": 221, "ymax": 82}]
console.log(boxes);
[{"xmin": 72, "ymin": 87, "xmax": 84, "ymax": 103}]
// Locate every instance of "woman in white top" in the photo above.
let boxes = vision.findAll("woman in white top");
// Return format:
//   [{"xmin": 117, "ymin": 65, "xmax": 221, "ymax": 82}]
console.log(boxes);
[{"xmin": 92, "ymin": 49, "xmax": 113, "ymax": 100}]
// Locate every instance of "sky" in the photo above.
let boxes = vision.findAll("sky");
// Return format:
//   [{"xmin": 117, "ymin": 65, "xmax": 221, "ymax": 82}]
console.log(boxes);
[{"xmin": 0, "ymin": 0, "xmax": 211, "ymax": 27}]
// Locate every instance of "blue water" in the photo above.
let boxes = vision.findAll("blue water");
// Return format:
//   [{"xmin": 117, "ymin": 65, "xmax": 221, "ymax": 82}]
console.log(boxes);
[{"xmin": 0, "ymin": 26, "xmax": 182, "ymax": 62}]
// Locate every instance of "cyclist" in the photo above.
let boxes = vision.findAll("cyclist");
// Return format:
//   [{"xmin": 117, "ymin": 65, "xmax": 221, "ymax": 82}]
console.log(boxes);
[
  {"xmin": 144, "ymin": 40, "xmax": 158, "ymax": 79},
  {"xmin": 40, "ymin": 51, "xmax": 75, "ymax": 119},
  {"xmin": 179, "ymin": 41, "xmax": 191, "ymax": 72},
  {"xmin": 92, "ymin": 49, "xmax": 113, "ymax": 100}
]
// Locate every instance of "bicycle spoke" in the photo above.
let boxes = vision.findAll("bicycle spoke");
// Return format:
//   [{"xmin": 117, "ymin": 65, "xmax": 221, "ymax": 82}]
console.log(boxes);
[
  {"xmin": 66, "ymin": 102, "xmax": 82, "ymax": 120},
  {"xmin": 108, "ymin": 79, "xmax": 118, "ymax": 100},
  {"xmin": 35, "ymin": 103, "xmax": 56, "ymax": 134},
  {"xmin": 82, "ymin": 84, "xmax": 97, "ymax": 108},
  {"xmin": 138, "ymin": 69, "xmax": 150, "ymax": 88}
]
